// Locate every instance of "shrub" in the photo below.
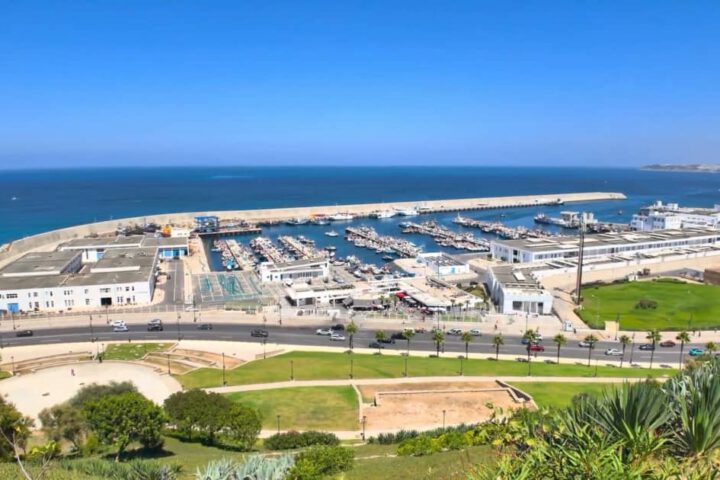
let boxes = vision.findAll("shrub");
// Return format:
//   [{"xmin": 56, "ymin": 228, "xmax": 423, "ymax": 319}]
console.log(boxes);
[
  {"xmin": 61, "ymin": 458, "xmax": 182, "ymax": 480},
  {"xmin": 264, "ymin": 431, "xmax": 339, "ymax": 450},
  {"xmin": 368, "ymin": 429, "xmax": 420, "ymax": 444},
  {"xmin": 397, "ymin": 435, "xmax": 442, "ymax": 456},
  {"xmin": 286, "ymin": 445, "xmax": 354, "ymax": 480},
  {"xmin": 635, "ymin": 298, "xmax": 658, "ymax": 310}
]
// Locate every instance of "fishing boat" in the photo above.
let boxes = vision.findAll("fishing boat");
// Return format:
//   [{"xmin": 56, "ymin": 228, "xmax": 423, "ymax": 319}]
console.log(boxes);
[
  {"xmin": 325, "ymin": 230, "xmax": 339, "ymax": 237},
  {"xmin": 286, "ymin": 217, "xmax": 309, "ymax": 226},
  {"xmin": 330, "ymin": 212, "xmax": 355, "ymax": 221},
  {"xmin": 394, "ymin": 206, "xmax": 418, "ymax": 216},
  {"xmin": 382, "ymin": 255, "xmax": 394, "ymax": 261},
  {"xmin": 370, "ymin": 209, "xmax": 396, "ymax": 219}
]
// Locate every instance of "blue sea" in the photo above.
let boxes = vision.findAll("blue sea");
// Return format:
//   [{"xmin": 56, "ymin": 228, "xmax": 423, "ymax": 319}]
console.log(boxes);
[{"xmin": 2, "ymin": 166, "xmax": 719, "ymax": 267}]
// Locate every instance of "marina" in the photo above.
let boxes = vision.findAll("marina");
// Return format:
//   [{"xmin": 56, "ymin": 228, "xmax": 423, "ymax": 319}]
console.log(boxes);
[
  {"xmin": 278, "ymin": 235, "xmax": 324, "ymax": 260},
  {"xmin": 345, "ymin": 226, "xmax": 422, "ymax": 258},
  {"xmin": 452, "ymin": 215, "xmax": 555, "ymax": 239},
  {"xmin": 400, "ymin": 221, "xmax": 490, "ymax": 252}
]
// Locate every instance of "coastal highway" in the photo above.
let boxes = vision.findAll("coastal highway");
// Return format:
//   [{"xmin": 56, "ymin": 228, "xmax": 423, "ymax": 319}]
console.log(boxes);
[{"xmin": 0, "ymin": 323, "xmax": 699, "ymax": 366}]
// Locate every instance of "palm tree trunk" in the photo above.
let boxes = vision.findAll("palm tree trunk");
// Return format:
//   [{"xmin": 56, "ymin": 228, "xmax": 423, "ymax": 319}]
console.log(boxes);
[
  {"xmin": 495, "ymin": 345, "xmax": 499, "ymax": 360},
  {"xmin": 407, "ymin": 339, "xmax": 411, "ymax": 355},
  {"xmin": 436, "ymin": 341, "xmax": 441, "ymax": 357},
  {"xmin": 679, "ymin": 342, "xmax": 684, "ymax": 369},
  {"xmin": 556, "ymin": 346, "xmax": 561, "ymax": 363},
  {"xmin": 465, "ymin": 342, "xmax": 469, "ymax": 359},
  {"xmin": 587, "ymin": 347, "xmax": 592, "ymax": 367},
  {"xmin": 349, "ymin": 335, "xmax": 353, "ymax": 350},
  {"xmin": 621, "ymin": 346, "xmax": 625, "ymax": 368},
  {"xmin": 650, "ymin": 348, "xmax": 655, "ymax": 369}
]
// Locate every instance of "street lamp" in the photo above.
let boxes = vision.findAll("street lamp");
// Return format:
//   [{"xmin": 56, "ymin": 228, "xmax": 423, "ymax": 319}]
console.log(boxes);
[
  {"xmin": 404, "ymin": 355, "xmax": 408, "ymax": 377},
  {"xmin": 176, "ymin": 312, "xmax": 181, "ymax": 342},
  {"xmin": 442, "ymin": 410, "xmax": 446, "ymax": 429},
  {"xmin": 460, "ymin": 356, "xmax": 464, "ymax": 376},
  {"xmin": 349, "ymin": 358, "xmax": 354, "ymax": 379},
  {"xmin": 290, "ymin": 360, "xmax": 294, "ymax": 380},
  {"xmin": 362, "ymin": 415, "xmax": 367, "ymax": 441},
  {"xmin": 89, "ymin": 315, "xmax": 95, "ymax": 342},
  {"xmin": 276, "ymin": 415, "xmax": 281, "ymax": 434},
  {"xmin": 10, "ymin": 356, "xmax": 15, "ymax": 375},
  {"xmin": 222, "ymin": 352, "xmax": 226, "ymax": 386}
]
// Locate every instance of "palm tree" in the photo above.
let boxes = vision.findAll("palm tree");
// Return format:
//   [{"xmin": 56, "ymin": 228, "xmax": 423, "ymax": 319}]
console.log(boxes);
[
  {"xmin": 346, "ymin": 321, "xmax": 358, "ymax": 351},
  {"xmin": 676, "ymin": 330, "xmax": 690, "ymax": 369},
  {"xmin": 461, "ymin": 331, "xmax": 473, "ymax": 359},
  {"xmin": 619, "ymin": 334, "xmax": 631, "ymax": 368},
  {"xmin": 432, "ymin": 330, "xmax": 445, "ymax": 357},
  {"xmin": 553, "ymin": 333, "xmax": 567, "ymax": 364},
  {"xmin": 492, "ymin": 333, "xmax": 504, "ymax": 361},
  {"xmin": 584, "ymin": 334, "xmax": 598, "ymax": 367},
  {"xmin": 403, "ymin": 328, "xmax": 415, "ymax": 355},
  {"xmin": 375, "ymin": 330, "xmax": 387, "ymax": 354},
  {"xmin": 705, "ymin": 341, "xmax": 718, "ymax": 355},
  {"xmin": 646, "ymin": 329, "xmax": 661, "ymax": 369},
  {"xmin": 523, "ymin": 330, "xmax": 540, "ymax": 375}
]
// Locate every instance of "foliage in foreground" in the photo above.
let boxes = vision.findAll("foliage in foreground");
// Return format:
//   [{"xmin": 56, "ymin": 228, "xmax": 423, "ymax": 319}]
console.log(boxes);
[
  {"xmin": 263, "ymin": 431, "xmax": 339, "ymax": 450},
  {"xmin": 286, "ymin": 445, "xmax": 354, "ymax": 480},
  {"xmin": 195, "ymin": 455, "xmax": 294, "ymax": 480},
  {"xmin": 61, "ymin": 458, "xmax": 182, "ymax": 480}
]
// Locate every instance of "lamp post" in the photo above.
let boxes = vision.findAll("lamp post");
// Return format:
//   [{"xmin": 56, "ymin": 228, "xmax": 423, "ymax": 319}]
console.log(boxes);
[
  {"xmin": 222, "ymin": 352, "xmax": 226, "ymax": 386},
  {"xmin": 11, "ymin": 356, "xmax": 15, "ymax": 375},
  {"xmin": 404, "ymin": 355, "xmax": 408, "ymax": 377},
  {"xmin": 166, "ymin": 353, "xmax": 171, "ymax": 375},
  {"xmin": 176, "ymin": 311, "xmax": 181, "ymax": 342},
  {"xmin": 442, "ymin": 409, "xmax": 446, "ymax": 429},
  {"xmin": 362, "ymin": 415, "xmax": 367, "ymax": 441},
  {"xmin": 262, "ymin": 338, "xmax": 267, "ymax": 359},
  {"xmin": 460, "ymin": 356, "xmax": 464, "ymax": 376},
  {"xmin": 276, "ymin": 415, "xmax": 281, "ymax": 434},
  {"xmin": 629, "ymin": 332, "xmax": 636, "ymax": 365},
  {"xmin": 290, "ymin": 360, "xmax": 294, "ymax": 380},
  {"xmin": 349, "ymin": 358, "xmax": 354, "ymax": 379},
  {"xmin": 89, "ymin": 315, "xmax": 95, "ymax": 342}
]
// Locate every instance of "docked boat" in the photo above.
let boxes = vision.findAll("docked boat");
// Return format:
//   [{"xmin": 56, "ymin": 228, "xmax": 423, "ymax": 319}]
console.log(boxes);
[
  {"xmin": 382, "ymin": 255, "xmax": 394, "ymax": 261},
  {"xmin": 394, "ymin": 206, "xmax": 418, "ymax": 216},
  {"xmin": 330, "ymin": 212, "xmax": 355, "ymax": 221},
  {"xmin": 286, "ymin": 217, "xmax": 309, "ymax": 226},
  {"xmin": 371, "ymin": 209, "xmax": 396, "ymax": 219},
  {"xmin": 325, "ymin": 230, "xmax": 339, "ymax": 237}
]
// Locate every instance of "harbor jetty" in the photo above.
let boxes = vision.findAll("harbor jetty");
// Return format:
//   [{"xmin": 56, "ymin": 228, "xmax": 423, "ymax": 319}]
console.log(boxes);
[
  {"xmin": 346, "ymin": 226, "xmax": 421, "ymax": 257},
  {"xmin": 400, "ymin": 221, "xmax": 490, "ymax": 251},
  {"xmin": 452, "ymin": 215, "xmax": 554, "ymax": 239}
]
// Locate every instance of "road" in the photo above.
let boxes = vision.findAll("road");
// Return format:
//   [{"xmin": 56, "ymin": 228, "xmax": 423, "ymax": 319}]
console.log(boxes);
[{"xmin": 0, "ymin": 323, "xmax": 701, "ymax": 366}]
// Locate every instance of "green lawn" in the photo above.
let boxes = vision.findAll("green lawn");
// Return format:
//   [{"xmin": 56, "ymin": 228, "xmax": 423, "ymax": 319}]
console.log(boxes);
[
  {"xmin": 0, "ymin": 370, "xmax": 12, "ymax": 380},
  {"xmin": 578, "ymin": 279, "xmax": 720, "ymax": 330},
  {"xmin": 511, "ymin": 382, "xmax": 616, "ymax": 408},
  {"xmin": 178, "ymin": 351, "xmax": 673, "ymax": 390},
  {"xmin": 102, "ymin": 342, "xmax": 173, "ymax": 360},
  {"xmin": 226, "ymin": 386, "xmax": 359, "ymax": 431}
]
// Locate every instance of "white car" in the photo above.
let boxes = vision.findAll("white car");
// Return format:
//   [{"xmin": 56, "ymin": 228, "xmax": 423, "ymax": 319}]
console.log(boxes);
[
  {"xmin": 469, "ymin": 329, "xmax": 482, "ymax": 336},
  {"xmin": 605, "ymin": 348, "xmax": 623, "ymax": 356},
  {"xmin": 579, "ymin": 341, "xmax": 594, "ymax": 348},
  {"xmin": 447, "ymin": 328, "xmax": 463, "ymax": 336},
  {"xmin": 330, "ymin": 334, "xmax": 346, "ymax": 341},
  {"xmin": 316, "ymin": 328, "xmax": 333, "ymax": 336},
  {"xmin": 110, "ymin": 320, "xmax": 126, "ymax": 328},
  {"xmin": 113, "ymin": 325, "xmax": 129, "ymax": 332},
  {"xmin": 184, "ymin": 305, "xmax": 199, "ymax": 312}
]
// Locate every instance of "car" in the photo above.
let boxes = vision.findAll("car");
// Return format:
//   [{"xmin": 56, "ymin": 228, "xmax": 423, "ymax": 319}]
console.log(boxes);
[
  {"xmin": 330, "ymin": 333, "xmax": 346, "ymax": 341},
  {"xmin": 315, "ymin": 328, "xmax": 333, "ymax": 336},
  {"xmin": 15, "ymin": 329, "xmax": 33, "ymax": 337},
  {"xmin": 447, "ymin": 328, "xmax": 463, "ymax": 336},
  {"xmin": 377, "ymin": 337, "xmax": 396, "ymax": 344},
  {"xmin": 659, "ymin": 340, "xmax": 676, "ymax": 347},
  {"xmin": 605, "ymin": 348, "xmax": 623, "ymax": 356},
  {"xmin": 197, "ymin": 323, "xmax": 213, "ymax": 330},
  {"xmin": 113, "ymin": 325, "xmax": 129, "ymax": 332},
  {"xmin": 639, "ymin": 344, "xmax": 655, "ymax": 351},
  {"xmin": 390, "ymin": 332, "xmax": 407, "ymax": 340},
  {"xmin": 250, "ymin": 329, "xmax": 268, "ymax": 338},
  {"xmin": 331, "ymin": 324, "xmax": 345, "ymax": 331},
  {"xmin": 528, "ymin": 344, "xmax": 545, "ymax": 352},
  {"xmin": 184, "ymin": 305, "xmax": 199, "ymax": 312},
  {"xmin": 110, "ymin": 319, "xmax": 126, "ymax": 328},
  {"xmin": 578, "ymin": 341, "xmax": 594, "ymax": 348},
  {"xmin": 368, "ymin": 341, "xmax": 385, "ymax": 349},
  {"xmin": 688, "ymin": 348, "xmax": 705, "ymax": 357},
  {"xmin": 147, "ymin": 323, "xmax": 164, "ymax": 331},
  {"xmin": 469, "ymin": 329, "xmax": 482, "ymax": 336},
  {"xmin": 148, "ymin": 318, "xmax": 162, "ymax": 325}
]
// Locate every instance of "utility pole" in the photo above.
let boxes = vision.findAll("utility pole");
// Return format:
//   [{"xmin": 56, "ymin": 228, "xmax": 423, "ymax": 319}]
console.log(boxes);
[
  {"xmin": 222, "ymin": 352, "xmax": 226, "ymax": 386},
  {"xmin": 574, "ymin": 216, "xmax": 586, "ymax": 306}
]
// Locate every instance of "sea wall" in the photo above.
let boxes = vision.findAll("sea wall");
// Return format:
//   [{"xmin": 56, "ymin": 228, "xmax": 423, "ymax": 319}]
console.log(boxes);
[{"xmin": 0, "ymin": 191, "xmax": 625, "ymax": 268}]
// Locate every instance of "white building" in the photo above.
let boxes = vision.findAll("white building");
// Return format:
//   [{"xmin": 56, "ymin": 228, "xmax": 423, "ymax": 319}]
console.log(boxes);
[
  {"xmin": 631, "ymin": 201, "xmax": 720, "ymax": 231},
  {"xmin": 59, "ymin": 235, "xmax": 188, "ymax": 263},
  {"xmin": 416, "ymin": 253, "xmax": 470, "ymax": 277},
  {"xmin": 0, "ymin": 248, "xmax": 158, "ymax": 313},
  {"xmin": 286, "ymin": 282, "xmax": 355, "ymax": 306},
  {"xmin": 485, "ymin": 265, "xmax": 553, "ymax": 314},
  {"xmin": 257, "ymin": 258, "xmax": 330, "ymax": 283},
  {"xmin": 490, "ymin": 228, "xmax": 720, "ymax": 264}
]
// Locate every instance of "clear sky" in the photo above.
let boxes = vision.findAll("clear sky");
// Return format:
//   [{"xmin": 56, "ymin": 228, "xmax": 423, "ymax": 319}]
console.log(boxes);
[{"xmin": 1, "ymin": 0, "xmax": 719, "ymax": 168}]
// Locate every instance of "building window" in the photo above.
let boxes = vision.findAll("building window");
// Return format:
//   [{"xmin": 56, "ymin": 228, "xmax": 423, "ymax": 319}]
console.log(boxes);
[
  {"xmin": 85, "ymin": 299, "xmax": 90, "ymax": 305},
  {"xmin": 100, "ymin": 288, "xmax": 110, "ymax": 293},
  {"xmin": 7, "ymin": 293, "xmax": 17, "ymax": 299}
]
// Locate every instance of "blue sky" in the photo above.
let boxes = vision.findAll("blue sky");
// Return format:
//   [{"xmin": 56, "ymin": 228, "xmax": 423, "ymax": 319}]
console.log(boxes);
[{"xmin": 1, "ymin": 0, "xmax": 719, "ymax": 168}]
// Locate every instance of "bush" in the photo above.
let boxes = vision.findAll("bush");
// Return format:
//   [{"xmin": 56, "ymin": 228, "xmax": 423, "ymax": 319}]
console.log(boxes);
[
  {"xmin": 264, "ymin": 431, "xmax": 339, "ymax": 450},
  {"xmin": 397, "ymin": 435, "xmax": 441, "ymax": 456},
  {"xmin": 61, "ymin": 458, "xmax": 182, "ymax": 480},
  {"xmin": 368, "ymin": 430, "xmax": 420, "ymax": 445},
  {"xmin": 635, "ymin": 298, "xmax": 658, "ymax": 310},
  {"xmin": 286, "ymin": 445, "xmax": 354, "ymax": 480}
]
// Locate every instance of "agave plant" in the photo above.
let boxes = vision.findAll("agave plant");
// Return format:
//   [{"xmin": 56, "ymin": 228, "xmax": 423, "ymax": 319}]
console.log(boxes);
[{"xmin": 196, "ymin": 455, "xmax": 294, "ymax": 480}]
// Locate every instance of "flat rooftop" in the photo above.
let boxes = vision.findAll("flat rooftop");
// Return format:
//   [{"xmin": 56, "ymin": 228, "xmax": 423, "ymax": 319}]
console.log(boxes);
[
  {"xmin": 61, "ymin": 235, "xmax": 145, "ymax": 249},
  {"xmin": 493, "ymin": 227, "xmax": 720, "ymax": 253},
  {"xmin": 0, "ymin": 251, "xmax": 80, "ymax": 277}
]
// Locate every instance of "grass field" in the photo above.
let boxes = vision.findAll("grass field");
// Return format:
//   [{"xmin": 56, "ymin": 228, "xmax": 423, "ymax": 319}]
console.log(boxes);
[
  {"xmin": 578, "ymin": 279, "xmax": 720, "ymax": 330},
  {"xmin": 102, "ymin": 342, "xmax": 173, "ymax": 360},
  {"xmin": 178, "ymin": 351, "xmax": 673, "ymax": 390},
  {"xmin": 511, "ymin": 382, "xmax": 615, "ymax": 408},
  {"xmin": 226, "ymin": 385, "xmax": 359, "ymax": 431}
]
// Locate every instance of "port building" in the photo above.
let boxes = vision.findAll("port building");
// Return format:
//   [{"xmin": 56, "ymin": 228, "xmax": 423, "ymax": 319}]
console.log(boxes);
[
  {"xmin": 485, "ymin": 265, "xmax": 553, "ymax": 314},
  {"xmin": 416, "ymin": 253, "xmax": 471, "ymax": 277},
  {"xmin": 490, "ymin": 228, "xmax": 720, "ymax": 264},
  {"xmin": 59, "ymin": 235, "xmax": 188, "ymax": 262},
  {"xmin": 257, "ymin": 258, "xmax": 331, "ymax": 283},
  {"xmin": 630, "ymin": 201, "xmax": 720, "ymax": 231}
]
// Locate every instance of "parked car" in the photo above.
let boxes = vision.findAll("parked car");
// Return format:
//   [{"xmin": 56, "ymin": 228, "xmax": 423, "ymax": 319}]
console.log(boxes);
[
  {"xmin": 368, "ymin": 341, "xmax": 385, "ymax": 349},
  {"xmin": 113, "ymin": 325, "xmax": 129, "ymax": 332},
  {"xmin": 377, "ymin": 337, "xmax": 396, "ymax": 344},
  {"xmin": 659, "ymin": 340, "xmax": 676, "ymax": 347},
  {"xmin": 250, "ymin": 329, "xmax": 268, "ymax": 337},
  {"xmin": 390, "ymin": 332, "xmax": 407, "ymax": 340},
  {"xmin": 197, "ymin": 323, "xmax": 213, "ymax": 330},
  {"xmin": 469, "ymin": 329, "xmax": 482, "ymax": 336},
  {"xmin": 184, "ymin": 305, "xmax": 199, "ymax": 312},
  {"xmin": 315, "ymin": 328, "xmax": 333, "ymax": 336},
  {"xmin": 578, "ymin": 340, "xmax": 596, "ymax": 348},
  {"xmin": 639, "ymin": 344, "xmax": 655, "ymax": 351},
  {"xmin": 528, "ymin": 344, "xmax": 545, "ymax": 352},
  {"xmin": 330, "ymin": 333, "xmax": 346, "ymax": 341},
  {"xmin": 147, "ymin": 323, "xmax": 164, "ymax": 332},
  {"xmin": 331, "ymin": 324, "xmax": 345, "ymax": 331},
  {"xmin": 15, "ymin": 329, "xmax": 33, "ymax": 337},
  {"xmin": 688, "ymin": 348, "xmax": 705, "ymax": 357},
  {"xmin": 605, "ymin": 348, "xmax": 623, "ymax": 356},
  {"xmin": 110, "ymin": 320, "xmax": 126, "ymax": 328},
  {"xmin": 447, "ymin": 328, "xmax": 463, "ymax": 336}
]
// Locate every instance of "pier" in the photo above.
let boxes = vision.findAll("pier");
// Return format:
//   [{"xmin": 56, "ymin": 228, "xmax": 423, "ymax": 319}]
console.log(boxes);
[
  {"xmin": 278, "ymin": 235, "xmax": 323, "ymax": 260},
  {"xmin": 400, "ymin": 221, "xmax": 490, "ymax": 252},
  {"xmin": 345, "ymin": 226, "xmax": 421, "ymax": 257},
  {"xmin": 249, "ymin": 237, "xmax": 292, "ymax": 264},
  {"xmin": 452, "ymin": 215, "xmax": 554, "ymax": 240}
]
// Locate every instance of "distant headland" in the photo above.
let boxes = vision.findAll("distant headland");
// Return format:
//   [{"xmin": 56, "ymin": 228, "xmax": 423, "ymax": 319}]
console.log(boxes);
[{"xmin": 642, "ymin": 163, "xmax": 720, "ymax": 173}]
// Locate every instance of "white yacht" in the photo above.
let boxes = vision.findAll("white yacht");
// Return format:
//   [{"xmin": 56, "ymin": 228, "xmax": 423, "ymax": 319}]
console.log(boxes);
[
  {"xmin": 371, "ymin": 209, "xmax": 396, "ymax": 219},
  {"xmin": 330, "ymin": 212, "xmax": 354, "ymax": 221},
  {"xmin": 394, "ymin": 206, "xmax": 418, "ymax": 216},
  {"xmin": 325, "ymin": 230, "xmax": 339, "ymax": 237}
]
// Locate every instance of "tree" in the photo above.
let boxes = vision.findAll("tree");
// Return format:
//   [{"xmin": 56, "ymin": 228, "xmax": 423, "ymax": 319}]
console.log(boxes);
[
  {"xmin": 375, "ymin": 330, "xmax": 387, "ymax": 354},
  {"xmin": 705, "ymin": 341, "xmax": 718, "ymax": 355},
  {"xmin": 584, "ymin": 334, "xmax": 598, "ymax": 367},
  {"xmin": 346, "ymin": 321, "xmax": 358, "ymax": 351},
  {"xmin": 404, "ymin": 328, "xmax": 415, "ymax": 355},
  {"xmin": 619, "ymin": 334, "xmax": 632, "ymax": 368},
  {"xmin": 461, "ymin": 331, "xmax": 473, "ymax": 359},
  {"xmin": 68, "ymin": 381, "xmax": 137, "ymax": 409},
  {"xmin": 492, "ymin": 334, "xmax": 504, "ymax": 360},
  {"xmin": 287, "ymin": 445, "xmax": 354, "ymax": 480},
  {"xmin": 647, "ymin": 329, "xmax": 661, "ymax": 369},
  {"xmin": 676, "ymin": 331, "xmax": 690, "ymax": 369},
  {"xmin": 223, "ymin": 403, "xmax": 262, "ymax": 451},
  {"xmin": 0, "ymin": 397, "xmax": 32, "ymax": 462},
  {"xmin": 38, "ymin": 404, "xmax": 86, "ymax": 450},
  {"xmin": 553, "ymin": 334, "xmax": 567, "ymax": 364},
  {"xmin": 164, "ymin": 389, "xmax": 231, "ymax": 444},
  {"xmin": 83, "ymin": 391, "xmax": 166, "ymax": 461},
  {"xmin": 523, "ymin": 330, "xmax": 540, "ymax": 375},
  {"xmin": 432, "ymin": 330, "xmax": 445, "ymax": 357}
]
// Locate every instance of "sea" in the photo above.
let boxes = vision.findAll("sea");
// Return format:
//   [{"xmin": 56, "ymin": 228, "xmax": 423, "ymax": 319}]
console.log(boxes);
[{"xmin": 2, "ymin": 166, "xmax": 719, "ymax": 269}]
